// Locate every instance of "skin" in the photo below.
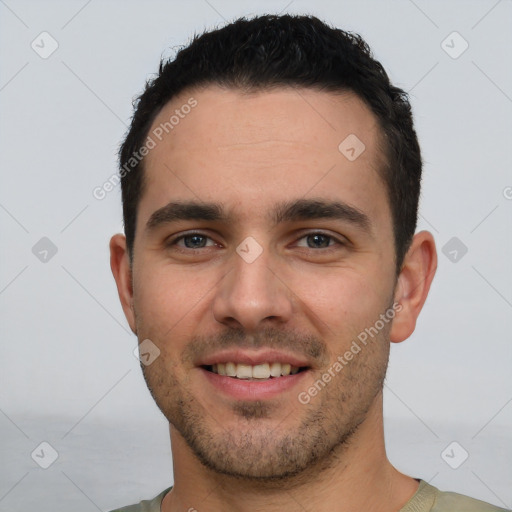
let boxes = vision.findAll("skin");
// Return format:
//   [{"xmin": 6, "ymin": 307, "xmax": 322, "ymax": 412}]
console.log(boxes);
[{"xmin": 110, "ymin": 85, "xmax": 437, "ymax": 512}]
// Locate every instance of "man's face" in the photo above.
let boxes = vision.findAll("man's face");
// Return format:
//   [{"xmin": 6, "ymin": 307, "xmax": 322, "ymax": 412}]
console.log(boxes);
[{"xmin": 129, "ymin": 86, "xmax": 398, "ymax": 479}]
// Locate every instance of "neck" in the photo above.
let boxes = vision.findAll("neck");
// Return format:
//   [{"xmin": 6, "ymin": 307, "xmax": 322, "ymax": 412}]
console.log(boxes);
[{"xmin": 162, "ymin": 394, "xmax": 418, "ymax": 512}]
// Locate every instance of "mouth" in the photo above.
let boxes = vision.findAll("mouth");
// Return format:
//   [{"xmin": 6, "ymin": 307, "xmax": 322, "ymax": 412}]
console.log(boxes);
[
  {"xmin": 202, "ymin": 362, "xmax": 309, "ymax": 380},
  {"xmin": 199, "ymin": 360, "xmax": 311, "ymax": 401},
  {"xmin": 196, "ymin": 349, "xmax": 313, "ymax": 400}
]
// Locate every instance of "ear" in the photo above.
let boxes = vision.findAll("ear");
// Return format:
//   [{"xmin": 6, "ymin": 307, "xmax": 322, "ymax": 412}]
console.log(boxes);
[
  {"xmin": 109, "ymin": 233, "xmax": 137, "ymax": 334},
  {"xmin": 390, "ymin": 230, "xmax": 437, "ymax": 343}
]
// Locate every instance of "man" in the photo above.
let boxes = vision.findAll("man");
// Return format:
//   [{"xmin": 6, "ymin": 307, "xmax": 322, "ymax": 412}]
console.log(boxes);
[{"xmin": 109, "ymin": 14, "xmax": 508, "ymax": 512}]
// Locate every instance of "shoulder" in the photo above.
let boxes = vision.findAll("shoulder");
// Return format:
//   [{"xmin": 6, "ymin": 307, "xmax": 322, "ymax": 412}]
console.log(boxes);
[
  {"xmin": 109, "ymin": 488, "xmax": 172, "ymax": 512},
  {"xmin": 410, "ymin": 480, "xmax": 510, "ymax": 512},
  {"xmin": 433, "ymin": 488, "xmax": 510, "ymax": 512}
]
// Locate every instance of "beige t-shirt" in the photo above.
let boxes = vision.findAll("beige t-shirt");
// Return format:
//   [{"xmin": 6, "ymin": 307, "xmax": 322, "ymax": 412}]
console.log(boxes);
[{"xmin": 110, "ymin": 480, "xmax": 510, "ymax": 512}]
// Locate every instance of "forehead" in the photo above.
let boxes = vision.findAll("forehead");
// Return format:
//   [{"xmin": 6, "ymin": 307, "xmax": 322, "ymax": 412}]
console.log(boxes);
[{"xmin": 139, "ymin": 85, "xmax": 389, "ymax": 229}]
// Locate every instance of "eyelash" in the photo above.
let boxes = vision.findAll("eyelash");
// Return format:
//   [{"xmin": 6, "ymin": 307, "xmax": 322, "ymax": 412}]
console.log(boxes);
[{"xmin": 166, "ymin": 231, "xmax": 346, "ymax": 252}]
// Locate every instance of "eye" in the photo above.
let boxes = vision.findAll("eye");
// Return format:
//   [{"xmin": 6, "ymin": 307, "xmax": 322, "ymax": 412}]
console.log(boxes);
[
  {"xmin": 169, "ymin": 232, "xmax": 217, "ymax": 249},
  {"xmin": 295, "ymin": 232, "xmax": 343, "ymax": 249}
]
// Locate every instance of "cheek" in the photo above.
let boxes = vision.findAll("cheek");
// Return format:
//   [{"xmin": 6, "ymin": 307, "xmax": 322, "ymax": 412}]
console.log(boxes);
[
  {"xmin": 132, "ymin": 262, "xmax": 220, "ymax": 336},
  {"xmin": 288, "ymin": 267, "xmax": 392, "ymax": 346},
  {"xmin": 133, "ymin": 270, "xmax": 176, "ymax": 325}
]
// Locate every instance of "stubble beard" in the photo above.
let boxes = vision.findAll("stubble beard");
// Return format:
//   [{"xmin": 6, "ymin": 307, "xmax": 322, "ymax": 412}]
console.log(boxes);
[{"xmin": 139, "ymin": 323, "xmax": 391, "ymax": 485}]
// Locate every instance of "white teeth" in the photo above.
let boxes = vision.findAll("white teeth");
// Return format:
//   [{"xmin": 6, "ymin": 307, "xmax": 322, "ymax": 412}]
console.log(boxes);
[
  {"xmin": 252, "ymin": 363, "xmax": 270, "ymax": 379},
  {"xmin": 209, "ymin": 362, "xmax": 302, "ymax": 378},
  {"xmin": 269, "ymin": 362, "xmax": 282, "ymax": 377},
  {"xmin": 236, "ymin": 364, "xmax": 253, "ymax": 379},
  {"xmin": 225, "ymin": 362, "xmax": 236, "ymax": 377}
]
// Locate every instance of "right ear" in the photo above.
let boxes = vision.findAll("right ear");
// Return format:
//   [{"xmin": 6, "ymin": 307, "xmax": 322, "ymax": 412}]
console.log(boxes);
[{"xmin": 109, "ymin": 234, "xmax": 137, "ymax": 334}]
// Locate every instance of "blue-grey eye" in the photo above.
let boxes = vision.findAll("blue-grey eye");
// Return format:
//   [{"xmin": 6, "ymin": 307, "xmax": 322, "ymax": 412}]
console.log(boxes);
[
  {"xmin": 182, "ymin": 235, "xmax": 208, "ymax": 248},
  {"xmin": 306, "ymin": 234, "xmax": 332, "ymax": 248}
]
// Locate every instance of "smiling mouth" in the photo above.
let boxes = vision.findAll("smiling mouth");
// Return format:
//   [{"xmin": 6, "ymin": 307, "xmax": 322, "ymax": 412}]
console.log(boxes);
[{"xmin": 202, "ymin": 362, "xmax": 309, "ymax": 380}]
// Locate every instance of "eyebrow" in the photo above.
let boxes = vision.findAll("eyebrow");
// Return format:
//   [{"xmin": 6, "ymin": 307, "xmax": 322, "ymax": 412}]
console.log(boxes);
[
  {"xmin": 145, "ymin": 198, "xmax": 372, "ymax": 235},
  {"xmin": 272, "ymin": 199, "xmax": 371, "ymax": 233},
  {"xmin": 146, "ymin": 201, "xmax": 225, "ymax": 230}
]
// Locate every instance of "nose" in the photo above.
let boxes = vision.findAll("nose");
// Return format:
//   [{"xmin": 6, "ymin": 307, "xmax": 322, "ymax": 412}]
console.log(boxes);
[{"xmin": 211, "ymin": 247, "xmax": 294, "ymax": 331}]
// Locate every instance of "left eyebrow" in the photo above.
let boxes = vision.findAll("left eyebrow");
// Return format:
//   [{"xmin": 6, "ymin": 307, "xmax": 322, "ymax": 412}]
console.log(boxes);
[
  {"xmin": 145, "ymin": 198, "xmax": 373, "ymax": 236},
  {"xmin": 271, "ymin": 198, "xmax": 373, "ymax": 236}
]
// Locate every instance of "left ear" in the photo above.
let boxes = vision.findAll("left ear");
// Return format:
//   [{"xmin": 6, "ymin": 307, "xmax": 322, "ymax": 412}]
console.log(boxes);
[{"xmin": 390, "ymin": 230, "xmax": 437, "ymax": 343}]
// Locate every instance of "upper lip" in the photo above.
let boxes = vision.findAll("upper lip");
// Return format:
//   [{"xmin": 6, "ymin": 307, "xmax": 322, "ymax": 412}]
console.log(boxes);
[{"xmin": 196, "ymin": 349, "xmax": 312, "ymax": 368}]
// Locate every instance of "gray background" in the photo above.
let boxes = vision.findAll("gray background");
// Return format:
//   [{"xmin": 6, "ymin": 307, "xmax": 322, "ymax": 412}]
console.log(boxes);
[{"xmin": 1, "ymin": 0, "xmax": 511, "ymax": 510}]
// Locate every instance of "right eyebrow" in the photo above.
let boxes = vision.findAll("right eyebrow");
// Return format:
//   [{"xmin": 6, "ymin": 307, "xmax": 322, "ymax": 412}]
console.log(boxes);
[{"xmin": 145, "ymin": 201, "xmax": 226, "ymax": 232}]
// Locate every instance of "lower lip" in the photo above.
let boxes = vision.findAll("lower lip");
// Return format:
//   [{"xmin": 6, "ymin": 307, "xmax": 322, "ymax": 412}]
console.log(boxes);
[{"xmin": 200, "ymin": 368, "xmax": 309, "ymax": 401}]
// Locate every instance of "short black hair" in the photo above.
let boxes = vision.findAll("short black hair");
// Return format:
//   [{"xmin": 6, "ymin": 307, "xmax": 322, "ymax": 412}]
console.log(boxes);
[{"xmin": 119, "ymin": 14, "xmax": 422, "ymax": 274}]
